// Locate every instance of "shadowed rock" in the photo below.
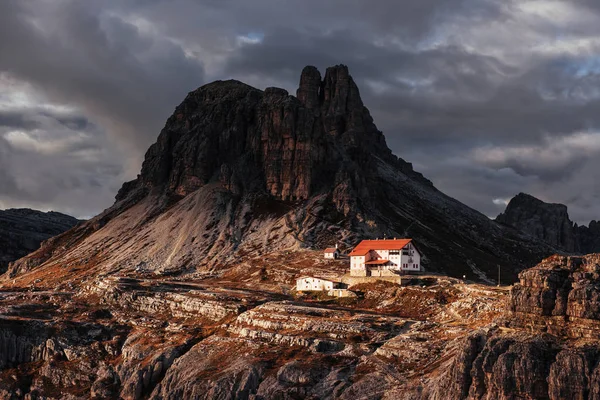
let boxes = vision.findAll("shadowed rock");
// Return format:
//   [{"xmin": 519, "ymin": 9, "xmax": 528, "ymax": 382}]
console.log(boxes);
[
  {"xmin": 0, "ymin": 208, "xmax": 79, "ymax": 273},
  {"xmin": 496, "ymin": 192, "xmax": 600, "ymax": 254}
]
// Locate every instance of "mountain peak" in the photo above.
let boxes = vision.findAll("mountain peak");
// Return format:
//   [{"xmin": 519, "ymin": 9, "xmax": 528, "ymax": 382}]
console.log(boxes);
[
  {"xmin": 0, "ymin": 208, "xmax": 79, "ymax": 273},
  {"xmin": 9, "ymin": 66, "xmax": 554, "ymax": 281},
  {"xmin": 297, "ymin": 65, "xmax": 322, "ymax": 108},
  {"xmin": 509, "ymin": 192, "xmax": 566, "ymax": 209},
  {"xmin": 117, "ymin": 64, "xmax": 403, "ymax": 205},
  {"xmin": 496, "ymin": 193, "xmax": 574, "ymax": 251},
  {"xmin": 322, "ymin": 64, "xmax": 364, "ymax": 115}
]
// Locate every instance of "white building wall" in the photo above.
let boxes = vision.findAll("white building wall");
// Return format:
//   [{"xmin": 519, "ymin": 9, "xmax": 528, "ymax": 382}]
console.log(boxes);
[
  {"xmin": 371, "ymin": 249, "xmax": 408, "ymax": 271},
  {"xmin": 399, "ymin": 243, "xmax": 421, "ymax": 271},
  {"xmin": 350, "ymin": 255, "xmax": 367, "ymax": 277},
  {"xmin": 350, "ymin": 256, "xmax": 365, "ymax": 270},
  {"xmin": 296, "ymin": 277, "xmax": 337, "ymax": 291},
  {"xmin": 387, "ymin": 249, "xmax": 403, "ymax": 269},
  {"xmin": 371, "ymin": 249, "xmax": 389, "ymax": 259}
]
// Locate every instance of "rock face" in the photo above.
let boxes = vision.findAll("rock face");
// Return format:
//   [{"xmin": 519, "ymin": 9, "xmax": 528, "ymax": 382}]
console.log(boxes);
[
  {"xmin": 0, "ymin": 271, "xmax": 508, "ymax": 399},
  {"xmin": 425, "ymin": 254, "xmax": 600, "ymax": 400},
  {"xmin": 496, "ymin": 193, "xmax": 577, "ymax": 252},
  {"xmin": 7, "ymin": 66, "xmax": 555, "ymax": 283},
  {"xmin": 122, "ymin": 65, "xmax": 428, "ymax": 208},
  {"xmin": 576, "ymin": 220, "xmax": 600, "ymax": 254},
  {"xmin": 0, "ymin": 208, "xmax": 79, "ymax": 272},
  {"xmin": 496, "ymin": 192, "xmax": 600, "ymax": 254},
  {"xmin": 508, "ymin": 254, "xmax": 600, "ymax": 338}
]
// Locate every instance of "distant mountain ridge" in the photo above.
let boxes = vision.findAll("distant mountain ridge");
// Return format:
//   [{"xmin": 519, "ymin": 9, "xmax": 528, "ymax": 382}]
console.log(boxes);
[
  {"xmin": 496, "ymin": 192, "xmax": 600, "ymax": 254},
  {"xmin": 8, "ymin": 65, "xmax": 556, "ymax": 283},
  {"xmin": 0, "ymin": 208, "xmax": 79, "ymax": 272}
]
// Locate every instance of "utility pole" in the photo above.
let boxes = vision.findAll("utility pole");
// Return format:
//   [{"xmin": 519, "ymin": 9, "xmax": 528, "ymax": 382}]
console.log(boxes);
[{"xmin": 497, "ymin": 264, "xmax": 501, "ymax": 287}]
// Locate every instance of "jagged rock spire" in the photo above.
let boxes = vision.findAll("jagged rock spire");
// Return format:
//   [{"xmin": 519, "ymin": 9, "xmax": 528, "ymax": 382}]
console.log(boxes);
[{"xmin": 296, "ymin": 66, "xmax": 322, "ymax": 109}]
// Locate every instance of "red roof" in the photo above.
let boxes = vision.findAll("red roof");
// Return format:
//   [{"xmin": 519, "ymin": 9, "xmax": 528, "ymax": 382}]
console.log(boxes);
[
  {"xmin": 324, "ymin": 248, "xmax": 338, "ymax": 253},
  {"xmin": 365, "ymin": 259, "xmax": 390, "ymax": 265},
  {"xmin": 349, "ymin": 239, "xmax": 412, "ymax": 256}
]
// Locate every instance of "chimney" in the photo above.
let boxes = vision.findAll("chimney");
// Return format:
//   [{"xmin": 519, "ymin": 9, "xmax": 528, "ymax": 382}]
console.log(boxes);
[{"xmin": 335, "ymin": 243, "xmax": 338, "ymax": 249}]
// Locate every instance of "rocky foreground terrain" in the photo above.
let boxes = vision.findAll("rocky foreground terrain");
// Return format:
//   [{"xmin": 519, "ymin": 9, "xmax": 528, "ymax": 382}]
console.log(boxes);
[
  {"xmin": 0, "ymin": 253, "xmax": 598, "ymax": 399},
  {"xmin": 0, "ymin": 209, "xmax": 79, "ymax": 273}
]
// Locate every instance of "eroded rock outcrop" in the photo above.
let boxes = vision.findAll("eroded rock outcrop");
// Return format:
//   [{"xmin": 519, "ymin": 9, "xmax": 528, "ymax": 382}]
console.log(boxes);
[
  {"xmin": 508, "ymin": 254, "xmax": 600, "ymax": 338},
  {"xmin": 227, "ymin": 301, "xmax": 405, "ymax": 353},
  {"xmin": 426, "ymin": 254, "xmax": 600, "ymax": 400},
  {"xmin": 90, "ymin": 277, "xmax": 247, "ymax": 322}
]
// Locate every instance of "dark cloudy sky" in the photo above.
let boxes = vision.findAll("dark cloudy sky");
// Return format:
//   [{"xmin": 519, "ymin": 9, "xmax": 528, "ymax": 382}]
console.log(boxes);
[{"xmin": 2, "ymin": 0, "xmax": 600, "ymax": 223}]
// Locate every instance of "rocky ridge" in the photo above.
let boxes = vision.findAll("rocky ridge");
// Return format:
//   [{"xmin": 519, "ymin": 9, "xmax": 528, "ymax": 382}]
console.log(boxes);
[
  {"xmin": 496, "ymin": 192, "xmax": 600, "ymax": 254},
  {"xmin": 508, "ymin": 254, "xmax": 600, "ymax": 338},
  {"xmin": 0, "ymin": 209, "xmax": 79, "ymax": 273}
]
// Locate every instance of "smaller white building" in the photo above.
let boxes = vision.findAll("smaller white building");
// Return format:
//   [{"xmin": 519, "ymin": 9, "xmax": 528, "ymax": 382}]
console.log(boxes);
[
  {"xmin": 324, "ymin": 246, "xmax": 340, "ymax": 259},
  {"xmin": 296, "ymin": 276, "xmax": 341, "ymax": 292}
]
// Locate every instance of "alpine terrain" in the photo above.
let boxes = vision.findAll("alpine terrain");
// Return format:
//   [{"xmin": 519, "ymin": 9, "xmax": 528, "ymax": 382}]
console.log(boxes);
[
  {"xmin": 9, "ymin": 65, "xmax": 553, "ymax": 283},
  {"xmin": 0, "ymin": 65, "xmax": 596, "ymax": 400}
]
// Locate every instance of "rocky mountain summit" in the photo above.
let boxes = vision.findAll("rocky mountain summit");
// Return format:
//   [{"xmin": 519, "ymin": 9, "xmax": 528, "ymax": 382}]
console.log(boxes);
[
  {"xmin": 496, "ymin": 193, "xmax": 577, "ymax": 251},
  {"xmin": 496, "ymin": 192, "xmax": 600, "ymax": 254},
  {"xmin": 9, "ymin": 65, "xmax": 554, "ymax": 283},
  {"xmin": 0, "ymin": 209, "xmax": 79, "ymax": 273}
]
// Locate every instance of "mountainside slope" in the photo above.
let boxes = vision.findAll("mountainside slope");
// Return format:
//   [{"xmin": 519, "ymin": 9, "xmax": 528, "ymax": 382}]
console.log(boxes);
[
  {"xmin": 0, "ymin": 209, "xmax": 79, "ymax": 273},
  {"xmin": 8, "ymin": 65, "xmax": 554, "ymax": 283}
]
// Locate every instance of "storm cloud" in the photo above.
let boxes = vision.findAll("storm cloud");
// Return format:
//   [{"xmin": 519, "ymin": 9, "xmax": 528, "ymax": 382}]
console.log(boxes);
[{"xmin": 2, "ymin": 0, "xmax": 600, "ymax": 224}]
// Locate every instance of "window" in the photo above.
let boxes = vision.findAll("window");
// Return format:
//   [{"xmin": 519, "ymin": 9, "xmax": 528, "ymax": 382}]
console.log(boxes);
[{"xmin": 390, "ymin": 250, "xmax": 400, "ymax": 255}]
